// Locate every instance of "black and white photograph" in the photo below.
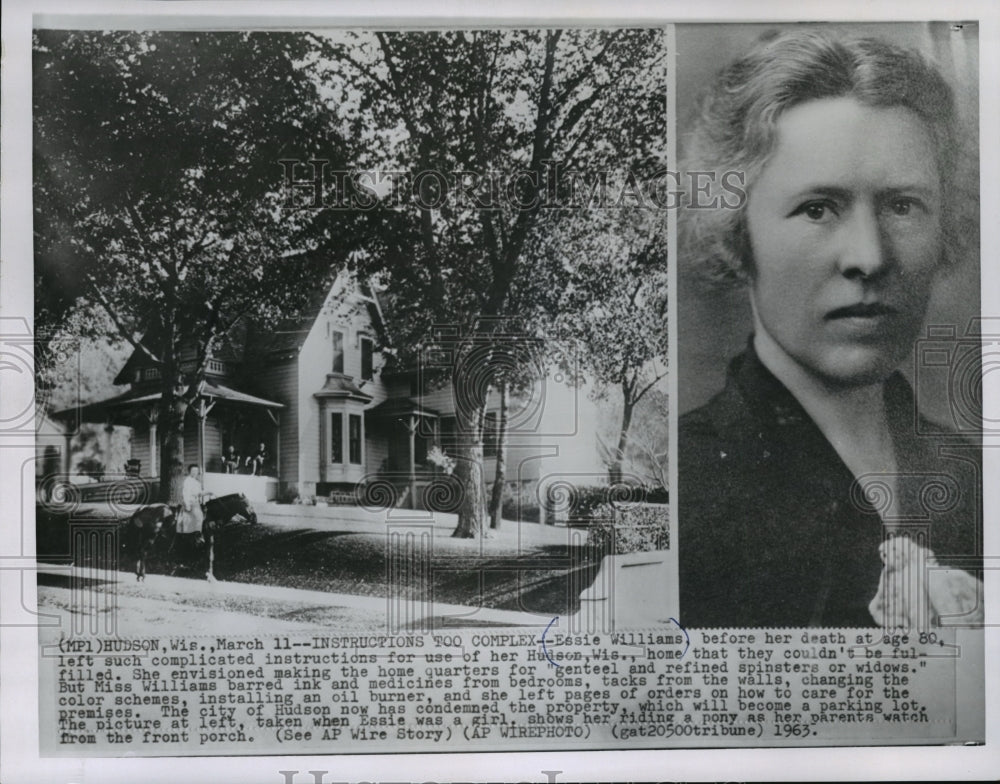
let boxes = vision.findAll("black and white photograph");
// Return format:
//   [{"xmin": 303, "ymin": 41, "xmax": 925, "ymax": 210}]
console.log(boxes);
[
  {"xmin": 676, "ymin": 23, "xmax": 985, "ymax": 629},
  {"xmin": 1, "ymin": 2, "xmax": 998, "ymax": 783},
  {"xmin": 27, "ymin": 16, "xmax": 679, "ymax": 759},
  {"xmin": 30, "ymin": 21, "xmax": 670, "ymax": 638}
]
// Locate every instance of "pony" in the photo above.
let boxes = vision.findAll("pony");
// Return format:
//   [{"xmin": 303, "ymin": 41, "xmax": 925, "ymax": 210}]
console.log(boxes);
[
  {"xmin": 121, "ymin": 503, "xmax": 178, "ymax": 581},
  {"xmin": 201, "ymin": 493, "xmax": 257, "ymax": 582},
  {"xmin": 121, "ymin": 493, "xmax": 256, "ymax": 582}
]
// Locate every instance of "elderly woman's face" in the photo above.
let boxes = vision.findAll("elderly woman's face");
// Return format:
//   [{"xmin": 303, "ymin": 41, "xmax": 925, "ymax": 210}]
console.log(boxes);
[{"xmin": 745, "ymin": 96, "xmax": 943, "ymax": 387}]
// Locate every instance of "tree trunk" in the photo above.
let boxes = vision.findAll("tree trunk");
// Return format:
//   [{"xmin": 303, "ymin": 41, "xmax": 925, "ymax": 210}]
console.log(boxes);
[
  {"xmin": 608, "ymin": 393, "xmax": 635, "ymax": 486},
  {"xmin": 488, "ymin": 381, "xmax": 509, "ymax": 530},
  {"xmin": 451, "ymin": 398, "xmax": 487, "ymax": 538},
  {"xmin": 157, "ymin": 377, "xmax": 189, "ymax": 505}
]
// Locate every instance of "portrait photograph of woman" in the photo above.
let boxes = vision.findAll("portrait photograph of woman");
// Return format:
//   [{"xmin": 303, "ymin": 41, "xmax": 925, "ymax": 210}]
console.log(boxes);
[{"xmin": 675, "ymin": 23, "xmax": 984, "ymax": 629}]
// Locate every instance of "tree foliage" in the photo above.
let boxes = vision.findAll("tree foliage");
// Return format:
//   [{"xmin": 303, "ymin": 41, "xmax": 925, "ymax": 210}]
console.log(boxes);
[
  {"xmin": 310, "ymin": 28, "xmax": 668, "ymax": 534},
  {"xmin": 34, "ymin": 30, "xmax": 351, "ymax": 502},
  {"xmin": 536, "ymin": 203, "xmax": 669, "ymax": 484},
  {"xmin": 34, "ymin": 27, "xmax": 669, "ymax": 520}
]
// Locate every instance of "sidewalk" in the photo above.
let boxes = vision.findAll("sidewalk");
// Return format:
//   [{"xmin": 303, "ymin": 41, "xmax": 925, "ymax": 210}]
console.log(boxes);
[
  {"xmin": 35, "ymin": 562, "xmax": 556, "ymax": 637},
  {"xmin": 71, "ymin": 499, "xmax": 577, "ymax": 546},
  {"xmin": 256, "ymin": 502, "xmax": 574, "ymax": 545}
]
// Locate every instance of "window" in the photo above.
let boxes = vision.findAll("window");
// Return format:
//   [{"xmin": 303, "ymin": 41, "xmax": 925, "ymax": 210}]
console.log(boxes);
[
  {"xmin": 330, "ymin": 413, "xmax": 343, "ymax": 463},
  {"xmin": 361, "ymin": 337, "xmax": 374, "ymax": 381},
  {"xmin": 349, "ymin": 414, "xmax": 362, "ymax": 464},
  {"xmin": 332, "ymin": 330, "xmax": 344, "ymax": 374}
]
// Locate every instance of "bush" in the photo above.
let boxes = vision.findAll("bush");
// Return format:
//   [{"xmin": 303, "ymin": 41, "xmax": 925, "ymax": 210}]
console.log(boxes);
[
  {"xmin": 277, "ymin": 486, "xmax": 300, "ymax": 504},
  {"xmin": 545, "ymin": 483, "xmax": 668, "ymax": 526},
  {"xmin": 586, "ymin": 502, "xmax": 669, "ymax": 555},
  {"xmin": 77, "ymin": 456, "xmax": 105, "ymax": 482}
]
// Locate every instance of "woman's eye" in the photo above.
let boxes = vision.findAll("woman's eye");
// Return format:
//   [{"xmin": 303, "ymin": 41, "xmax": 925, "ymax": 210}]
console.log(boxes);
[
  {"xmin": 886, "ymin": 197, "xmax": 922, "ymax": 217},
  {"xmin": 794, "ymin": 201, "xmax": 835, "ymax": 221}
]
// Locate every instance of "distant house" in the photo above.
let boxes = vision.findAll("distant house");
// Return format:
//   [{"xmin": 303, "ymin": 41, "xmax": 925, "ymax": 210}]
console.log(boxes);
[{"xmin": 54, "ymin": 273, "xmax": 604, "ymax": 505}]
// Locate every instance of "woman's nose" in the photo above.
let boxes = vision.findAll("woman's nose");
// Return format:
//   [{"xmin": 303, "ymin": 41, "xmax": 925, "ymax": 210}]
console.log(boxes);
[{"xmin": 838, "ymin": 206, "xmax": 892, "ymax": 280}]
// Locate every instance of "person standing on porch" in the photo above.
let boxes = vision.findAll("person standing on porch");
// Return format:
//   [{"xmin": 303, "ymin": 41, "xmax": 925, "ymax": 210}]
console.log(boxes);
[{"xmin": 179, "ymin": 464, "xmax": 205, "ymax": 545}]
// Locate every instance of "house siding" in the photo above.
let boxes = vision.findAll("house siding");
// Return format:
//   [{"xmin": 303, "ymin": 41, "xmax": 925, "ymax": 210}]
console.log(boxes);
[
  {"xmin": 202, "ymin": 416, "xmax": 223, "ymax": 471},
  {"xmin": 297, "ymin": 279, "xmax": 390, "ymax": 494},
  {"xmin": 132, "ymin": 424, "xmax": 151, "ymax": 476},
  {"xmin": 418, "ymin": 385, "xmax": 455, "ymax": 415},
  {"xmin": 297, "ymin": 309, "xmax": 328, "ymax": 492},
  {"xmin": 366, "ymin": 429, "xmax": 389, "ymax": 476},
  {"xmin": 419, "ymin": 384, "xmax": 508, "ymax": 419},
  {"xmin": 257, "ymin": 357, "xmax": 298, "ymax": 488}
]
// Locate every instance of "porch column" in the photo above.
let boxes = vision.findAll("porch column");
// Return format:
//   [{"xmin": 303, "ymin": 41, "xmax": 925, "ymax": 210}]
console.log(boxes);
[
  {"xmin": 198, "ymin": 401, "xmax": 205, "ymax": 474},
  {"xmin": 266, "ymin": 409, "xmax": 281, "ymax": 479},
  {"xmin": 63, "ymin": 430, "xmax": 73, "ymax": 475},
  {"xmin": 147, "ymin": 409, "xmax": 158, "ymax": 478},
  {"xmin": 196, "ymin": 398, "xmax": 216, "ymax": 474},
  {"xmin": 433, "ymin": 418, "xmax": 440, "ymax": 472},
  {"xmin": 103, "ymin": 420, "xmax": 114, "ymax": 474},
  {"xmin": 406, "ymin": 415, "xmax": 417, "ymax": 510}
]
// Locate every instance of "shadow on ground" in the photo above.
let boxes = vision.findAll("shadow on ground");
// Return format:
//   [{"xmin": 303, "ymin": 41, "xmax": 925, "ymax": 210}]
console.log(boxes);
[{"xmin": 36, "ymin": 509, "xmax": 605, "ymax": 615}]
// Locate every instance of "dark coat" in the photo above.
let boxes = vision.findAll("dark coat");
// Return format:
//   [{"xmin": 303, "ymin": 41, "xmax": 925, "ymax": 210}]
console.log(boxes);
[{"xmin": 678, "ymin": 344, "xmax": 981, "ymax": 628}]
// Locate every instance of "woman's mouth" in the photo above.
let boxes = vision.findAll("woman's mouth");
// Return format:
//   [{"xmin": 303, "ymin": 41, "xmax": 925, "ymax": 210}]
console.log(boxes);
[{"xmin": 826, "ymin": 302, "xmax": 898, "ymax": 320}]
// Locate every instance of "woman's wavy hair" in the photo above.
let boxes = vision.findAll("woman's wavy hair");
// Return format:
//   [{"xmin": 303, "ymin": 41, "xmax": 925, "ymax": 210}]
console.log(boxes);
[{"xmin": 681, "ymin": 29, "xmax": 967, "ymax": 285}]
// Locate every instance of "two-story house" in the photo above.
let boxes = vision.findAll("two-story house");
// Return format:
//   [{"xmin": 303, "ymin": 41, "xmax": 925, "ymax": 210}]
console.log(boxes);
[{"xmin": 54, "ymin": 273, "xmax": 600, "ymax": 506}]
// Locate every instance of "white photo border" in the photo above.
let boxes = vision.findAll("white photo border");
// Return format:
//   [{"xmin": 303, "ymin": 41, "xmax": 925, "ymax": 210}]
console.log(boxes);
[{"xmin": 2, "ymin": 1, "xmax": 998, "ymax": 782}]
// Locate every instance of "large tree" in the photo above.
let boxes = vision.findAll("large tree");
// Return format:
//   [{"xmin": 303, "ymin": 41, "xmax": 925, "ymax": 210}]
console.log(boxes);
[
  {"xmin": 309, "ymin": 28, "xmax": 668, "ymax": 536},
  {"xmin": 34, "ymin": 30, "xmax": 351, "ymax": 503},
  {"xmin": 538, "ymin": 204, "xmax": 669, "ymax": 485}
]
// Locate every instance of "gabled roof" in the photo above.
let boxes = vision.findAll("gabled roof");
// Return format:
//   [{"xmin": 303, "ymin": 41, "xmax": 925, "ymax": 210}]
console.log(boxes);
[
  {"xmin": 112, "ymin": 319, "xmax": 249, "ymax": 385},
  {"xmin": 250, "ymin": 284, "xmax": 331, "ymax": 358},
  {"xmin": 110, "ymin": 271, "xmax": 388, "ymax": 378},
  {"xmin": 248, "ymin": 273, "xmax": 388, "ymax": 359},
  {"xmin": 113, "ymin": 342, "xmax": 159, "ymax": 386}
]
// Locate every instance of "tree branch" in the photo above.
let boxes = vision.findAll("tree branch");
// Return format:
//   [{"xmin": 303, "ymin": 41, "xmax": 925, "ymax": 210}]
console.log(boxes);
[
  {"xmin": 122, "ymin": 200, "xmax": 175, "ymax": 284},
  {"xmin": 307, "ymin": 32, "xmax": 397, "ymax": 96},
  {"xmin": 86, "ymin": 276, "xmax": 162, "ymax": 365},
  {"xmin": 551, "ymin": 31, "xmax": 620, "ymax": 108},
  {"xmin": 372, "ymin": 33, "xmax": 449, "ymax": 305},
  {"xmin": 633, "ymin": 364, "xmax": 668, "ymax": 407},
  {"xmin": 489, "ymin": 30, "xmax": 561, "ymax": 316}
]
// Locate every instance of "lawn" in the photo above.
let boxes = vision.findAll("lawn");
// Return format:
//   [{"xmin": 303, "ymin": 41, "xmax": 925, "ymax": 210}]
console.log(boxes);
[
  {"xmin": 233, "ymin": 524, "xmax": 599, "ymax": 615},
  {"xmin": 36, "ymin": 509, "xmax": 603, "ymax": 617}
]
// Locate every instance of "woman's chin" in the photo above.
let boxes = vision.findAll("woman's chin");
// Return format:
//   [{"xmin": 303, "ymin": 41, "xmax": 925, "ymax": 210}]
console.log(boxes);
[{"xmin": 806, "ymin": 348, "xmax": 904, "ymax": 390}]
